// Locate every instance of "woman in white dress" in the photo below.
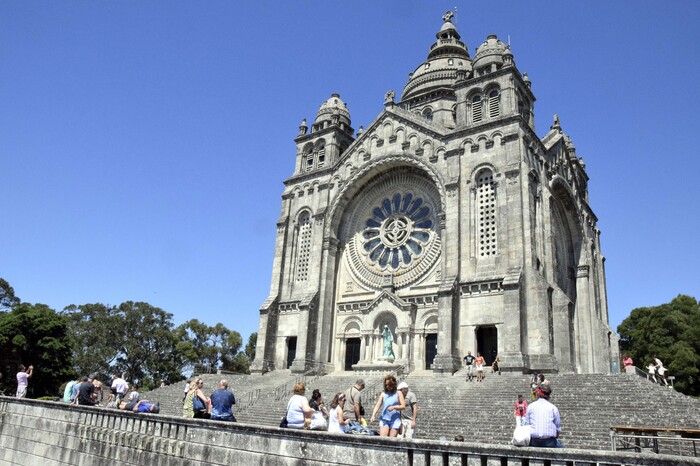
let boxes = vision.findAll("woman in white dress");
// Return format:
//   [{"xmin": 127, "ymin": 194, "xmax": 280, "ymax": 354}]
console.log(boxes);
[{"xmin": 327, "ymin": 392, "xmax": 350, "ymax": 433}]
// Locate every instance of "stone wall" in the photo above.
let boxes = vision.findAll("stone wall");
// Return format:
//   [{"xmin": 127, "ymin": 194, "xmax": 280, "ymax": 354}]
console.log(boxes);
[{"xmin": 0, "ymin": 397, "xmax": 693, "ymax": 466}]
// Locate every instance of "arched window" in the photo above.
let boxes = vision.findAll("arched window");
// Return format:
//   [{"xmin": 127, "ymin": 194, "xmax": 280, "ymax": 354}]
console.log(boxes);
[
  {"xmin": 472, "ymin": 95, "xmax": 483, "ymax": 123},
  {"xmin": 305, "ymin": 149, "xmax": 314, "ymax": 171},
  {"xmin": 422, "ymin": 108, "xmax": 433, "ymax": 121},
  {"xmin": 488, "ymin": 89, "xmax": 500, "ymax": 118},
  {"xmin": 476, "ymin": 170, "xmax": 498, "ymax": 256},
  {"xmin": 316, "ymin": 141, "xmax": 326, "ymax": 168},
  {"xmin": 295, "ymin": 211, "xmax": 312, "ymax": 282}
]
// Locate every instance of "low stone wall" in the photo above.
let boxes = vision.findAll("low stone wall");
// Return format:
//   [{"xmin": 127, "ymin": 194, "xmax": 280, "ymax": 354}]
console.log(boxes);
[{"xmin": 0, "ymin": 397, "xmax": 695, "ymax": 466}]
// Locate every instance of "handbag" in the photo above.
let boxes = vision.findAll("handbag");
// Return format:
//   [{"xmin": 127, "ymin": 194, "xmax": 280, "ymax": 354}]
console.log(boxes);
[
  {"xmin": 193, "ymin": 395, "xmax": 205, "ymax": 412},
  {"xmin": 279, "ymin": 415, "xmax": 288, "ymax": 428},
  {"xmin": 309, "ymin": 411, "xmax": 327, "ymax": 430},
  {"xmin": 511, "ymin": 424, "xmax": 530, "ymax": 446}
]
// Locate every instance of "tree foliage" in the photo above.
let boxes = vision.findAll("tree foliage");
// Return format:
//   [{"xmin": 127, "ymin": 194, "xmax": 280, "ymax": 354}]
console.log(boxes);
[
  {"xmin": 618, "ymin": 294, "xmax": 700, "ymax": 396},
  {"xmin": 0, "ymin": 303, "xmax": 74, "ymax": 397},
  {"xmin": 177, "ymin": 319, "xmax": 243, "ymax": 371},
  {"xmin": 0, "ymin": 277, "xmax": 20, "ymax": 311},
  {"xmin": 63, "ymin": 303, "xmax": 122, "ymax": 377}
]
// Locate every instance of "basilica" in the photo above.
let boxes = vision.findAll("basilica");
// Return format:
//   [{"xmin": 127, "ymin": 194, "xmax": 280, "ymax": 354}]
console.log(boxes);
[{"xmin": 251, "ymin": 12, "xmax": 618, "ymax": 375}]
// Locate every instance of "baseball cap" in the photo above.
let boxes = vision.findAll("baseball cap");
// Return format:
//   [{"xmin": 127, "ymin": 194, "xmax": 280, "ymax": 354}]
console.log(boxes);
[{"xmin": 398, "ymin": 382, "xmax": 408, "ymax": 390}]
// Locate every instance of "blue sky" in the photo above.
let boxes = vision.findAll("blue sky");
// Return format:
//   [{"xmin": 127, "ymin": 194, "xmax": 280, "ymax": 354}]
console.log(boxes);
[{"xmin": 2, "ymin": 1, "xmax": 699, "ymax": 342}]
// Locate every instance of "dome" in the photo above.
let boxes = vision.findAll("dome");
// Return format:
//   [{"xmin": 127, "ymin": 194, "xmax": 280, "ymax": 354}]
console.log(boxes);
[
  {"xmin": 401, "ymin": 13, "xmax": 471, "ymax": 102},
  {"xmin": 314, "ymin": 93, "xmax": 351, "ymax": 126},
  {"xmin": 472, "ymin": 35, "xmax": 509, "ymax": 70}
]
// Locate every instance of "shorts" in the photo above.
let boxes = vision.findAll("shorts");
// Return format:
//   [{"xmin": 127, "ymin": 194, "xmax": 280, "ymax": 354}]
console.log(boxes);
[
  {"xmin": 16, "ymin": 386, "xmax": 27, "ymax": 398},
  {"xmin": 380, "ymin": 417, "xmax": 402, "ymax": 430},
  {"xmin": 476, "ymin": 364, "xmax": 484, "ymax": 372}
]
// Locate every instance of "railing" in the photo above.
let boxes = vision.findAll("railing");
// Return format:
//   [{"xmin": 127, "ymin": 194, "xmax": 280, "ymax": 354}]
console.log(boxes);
[
  {"xmin": 611, "ymin": 426, "xmax": 700, "ymax": 457},
  {"xmin": 235, "ymin": 362, "xmax": 323, "ymax": 414}
]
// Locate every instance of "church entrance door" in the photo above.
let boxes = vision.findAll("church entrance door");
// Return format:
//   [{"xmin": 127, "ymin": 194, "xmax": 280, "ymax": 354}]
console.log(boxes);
[
  {"xmin": 345, "ymin": 338, "xmax": 361, "ymax": 370},
  {"xmin": 425, "ymin": 334, "xmax": 438, "ymax": 369},
  {"xmin": 286, "ymin": 337, "xmax": 297, "ymax": 369},
  {"xmin": 476, "ymin": 326, "xmax": 498, "ymax": 365}
]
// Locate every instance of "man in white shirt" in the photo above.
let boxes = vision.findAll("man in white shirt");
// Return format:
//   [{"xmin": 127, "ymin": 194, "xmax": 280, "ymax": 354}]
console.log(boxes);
[
  {"xmin": 398, "ymin": 382, "xmax": 418, "ymax": 439},
  {"xmin": 111, "ymin": 375, "xmax": 129, "ymax": 403},
  {"xmin": 16, "ymin": 364, "xmax": 33, "ymax": 398}
]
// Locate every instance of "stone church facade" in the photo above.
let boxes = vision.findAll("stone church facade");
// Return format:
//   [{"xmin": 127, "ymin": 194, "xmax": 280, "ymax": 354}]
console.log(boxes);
[{"xmin": 252, "ymin": 13, "xmax": 618, "ymax": 375}]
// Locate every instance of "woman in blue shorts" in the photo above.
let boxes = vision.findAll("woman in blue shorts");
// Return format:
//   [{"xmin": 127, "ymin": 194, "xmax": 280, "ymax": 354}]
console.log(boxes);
[{"xmin": 370, "ymin": 375, "xmax": 405, "ymax": 437}]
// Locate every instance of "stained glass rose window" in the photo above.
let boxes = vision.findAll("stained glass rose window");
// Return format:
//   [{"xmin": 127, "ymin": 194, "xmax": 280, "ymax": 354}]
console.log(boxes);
[{"xmin": 361, "ymin": 192, "xmax": 433, "ymax": 271}]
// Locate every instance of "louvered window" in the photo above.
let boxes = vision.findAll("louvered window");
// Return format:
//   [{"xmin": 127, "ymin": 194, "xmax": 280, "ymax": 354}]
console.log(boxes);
[
  {"xmin": 489, "ymin": 90, "xmax": 500, "ymax": 118},
  {"xmin": 306, "ymin": 152, "xmax": 314, "ymax": 170},
  {"xmin": 296, "ymin": 212, "xmax": 312, "ymax": 282},
  {"xmin": 477, "ymin": 171, "xmax": 498, "ymax": 256},
  {"xmin": 317, "ymin": 147, "xmax": 325, "ymax": 167},
  {"xmin": 472, "ymin": 95, "xmax": 483, "ymax": 123}
]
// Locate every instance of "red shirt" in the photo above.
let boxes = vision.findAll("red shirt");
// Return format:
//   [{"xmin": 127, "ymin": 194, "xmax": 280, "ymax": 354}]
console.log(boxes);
[
  {"xmin": 623, "ymin": 357, "xmax": 633, "ymax": 367},
  {"xmin": 514, "ymin": 400, "xmax": 528, "ymax": 416}
]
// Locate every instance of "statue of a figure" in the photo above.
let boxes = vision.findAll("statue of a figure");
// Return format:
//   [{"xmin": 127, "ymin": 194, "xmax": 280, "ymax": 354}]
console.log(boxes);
[
  {"xmin": 382, "ymin": 325, "xmax": 395, "ymax": 358},
  {"xmin": 384, "ymin": 90, "xmax": 395, "ymax": 104}
]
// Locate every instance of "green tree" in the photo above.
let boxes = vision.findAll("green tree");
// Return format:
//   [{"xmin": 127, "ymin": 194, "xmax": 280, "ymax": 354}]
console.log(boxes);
[
  {"xmin": 0, "ymin": 303, "xmax": 74, "ymax": 397},
  {"xmin": 618, "ymin": 294, "xmax": 700, "ymax": 396},
  {"xmin": 223, "ymin": 332, "xmax": 257, "ymax": 374},
  {"xmin": 0, "ymin": 278, "xmax": 20, "ymax": 311},
  {"xmin": 178, "ymin": 320, "xmax": 242, "ymax": 371},
  {"xmin": 116, "ymin": 301, "xmax": 187, "ymax": 389},
  {"xmin": 63, "ymin": 303, "xmax": 122, "ymax": 377}
]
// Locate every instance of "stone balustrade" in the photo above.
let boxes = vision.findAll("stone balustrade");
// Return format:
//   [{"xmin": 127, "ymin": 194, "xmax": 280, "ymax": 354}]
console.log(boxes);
[{"xmin": 1, "ymin": 397, "xmax": 695, "ymax": 466}]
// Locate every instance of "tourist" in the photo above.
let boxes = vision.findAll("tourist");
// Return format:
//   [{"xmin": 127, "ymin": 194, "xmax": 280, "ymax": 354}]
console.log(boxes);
[
  {"xmin": 654, "ymin": 356, "xmax": 668, "ymax": 386},
  {"xmin": 514, "ymin": 394, "xmax": 528, "ymax": 426},
  {"xmin": 327, "ymin": 392, "xmax": 350, "ymax": 433},
  {"xmin": 286, "ymin": 383, "xmax": 315, "ymax": 429},
  {"xmin": 16, "ymin": 364, "xmax": 33, "ymax": 398},
  {"xmin": 210, "ymin": 379, "xmax": 236, "ymax": 422},
  {"xmin": 63, "ymin": 377, "xmax": 80, "ymax": 403},
  {"xmin": 343, "ymin": 378, "xmax": 366, "ymax": 424},
  {"xmin": 308, "ymin": 389, "xmax": 326, "ymax": 414},
  {"xmin": 647, "ymin": 362, "xmax": 657, "ymax": 383},
  {"xmin": 526, "ymin": 384, "xmax": 563, "ymax": 448},
  {"xmin": 182, "ymin": 379, "xmax": 191, "ymax": 402},
  {"xmin": 111, "ymin": 374, "xmax": 128, "ymax": 404},
  {"xmin": 77, "ymin": 375, "xmax": 98, "ymax": 406},
  {"xmin": 463, "ymin": 351, "xmax": 475, "ymax": 382},
  {"xmin": 530, "ymin": 372, "xmax": 539, "ymax": 401},
  {"xmin": 492, "ymin": 355, "xmax": 502, "ymax": 375},
  {"xmin": 398, "ymin": 381, "xmax": 418, "ymax": 439},
  {"xmin": 622, "ymin": 354, "xmax": 634, "ymax": 370},
  {"xmin": 92, "ymin": 378, "xmax": 104, "ymax": 404},
  {"xmin": 475, "ymin": 352, "xmax": 485, "ymax": 382},
  {"xmin": 183, "ymin": 378, "xmax": 210, "ymax": 419},
  {"xmin": 370, "ymin": 375, "xmax": 405, "ymax": 437},
  {"xmin": 121, "ymin": 391, "xmax": 140, "ymax": 411},
  {"xmin": 132, "ymin": 399, "xmax": 160, "ymax": 414}
]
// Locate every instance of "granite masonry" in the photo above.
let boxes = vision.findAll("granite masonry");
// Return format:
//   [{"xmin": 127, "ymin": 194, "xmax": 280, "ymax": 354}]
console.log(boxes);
[{"xmin": 252, "ymin": 12, "xmax": 617, "ymax": 376}]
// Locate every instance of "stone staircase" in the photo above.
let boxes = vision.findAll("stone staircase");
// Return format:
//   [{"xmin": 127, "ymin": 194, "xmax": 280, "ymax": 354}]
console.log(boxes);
[{"xmin": 143, "ymin": 370, "xmax": 700, "ymax": 452}]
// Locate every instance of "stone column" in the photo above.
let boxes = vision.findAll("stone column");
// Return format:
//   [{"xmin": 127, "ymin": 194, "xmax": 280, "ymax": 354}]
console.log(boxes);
[
  {"xmin": 576, "ymin": 265, "xmax": 594, "ymax": 373},
  {"xmin": 314, "ymin": 236, "xmax": 341, "ymax": 366}
]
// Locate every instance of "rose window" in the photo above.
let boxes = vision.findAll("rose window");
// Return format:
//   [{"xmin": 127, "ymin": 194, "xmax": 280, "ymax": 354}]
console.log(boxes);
[{"xmin": 361, "ymin": 193, "xmax": 433, "ymax": 271}]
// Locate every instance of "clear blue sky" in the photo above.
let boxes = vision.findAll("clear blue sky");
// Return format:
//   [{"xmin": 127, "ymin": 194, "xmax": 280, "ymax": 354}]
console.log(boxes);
[{"xmin": 2, "ymin": 1, "xmax": 699, "ymax": 341}]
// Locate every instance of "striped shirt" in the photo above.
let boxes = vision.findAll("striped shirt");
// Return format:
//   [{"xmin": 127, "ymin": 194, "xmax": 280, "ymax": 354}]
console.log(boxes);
[{"xmin": 526, "ymin": 398, "xmax": 561, "ymax": 439}]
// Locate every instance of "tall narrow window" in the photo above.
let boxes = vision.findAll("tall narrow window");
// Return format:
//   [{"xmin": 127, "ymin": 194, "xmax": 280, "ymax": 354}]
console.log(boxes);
[
  {"xmin": 472, "ymin": 95, "xmax": 483, "ymax": 123},
  {"xmin": 477, "ymin": 170, "xmax": 498, "ymax": 256},
  {"xmin": 423, "ymin": 108, "xmax": 433, "ymax": 121},
  {"xmin": 295, "ymin": 212, "xmax": 312, "ymax": 282},
  {"xmin": 317, "ymin": 142, "xmax": 325, "ymax": 168},
  {"xmin": 488, "ymin": 89, "xmax": 500, "ymax": 118},
  {"xmin": 305, "ymin": 150, "xmax": 314, "ymax": 171}
]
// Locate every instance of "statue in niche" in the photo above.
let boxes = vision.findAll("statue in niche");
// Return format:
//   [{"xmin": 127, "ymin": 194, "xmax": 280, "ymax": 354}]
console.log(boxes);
[{"xmin": 382, "ymin": 325, "xmax": 395, "ymax": 358}]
